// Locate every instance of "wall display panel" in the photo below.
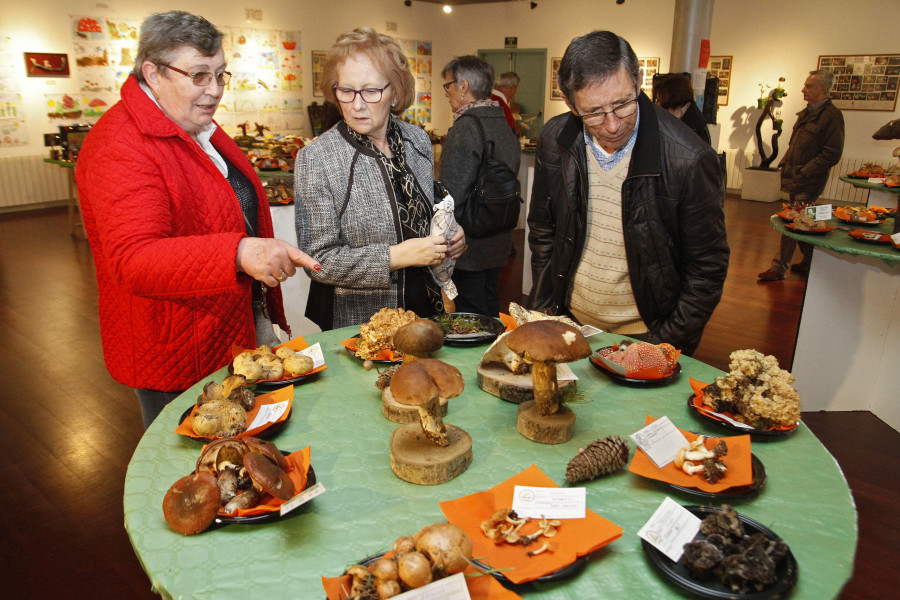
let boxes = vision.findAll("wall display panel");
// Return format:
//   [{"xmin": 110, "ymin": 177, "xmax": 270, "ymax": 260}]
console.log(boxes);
[
  {"xmin": 0, "ymin": 38, "xmax": 26, "ymax": 146},
  {"xmin": 399, "ymin": 38, "xmax": 433, "ymax": 125},
  {"xmin": 708, "ymin": 55, "xmax": 732, "ymax": 106},
  {"xmin": 311, "ymin": 51, "xmax": 327, "ymax": 97},
  {"xmin": 550, "ymin": 57, "xmax": 563, "ymax": 100},
  {"xmin": 818, "ymin": 54, "xmax": 899, "ymax": 111},
  {"xmin": 638, "ymin": 57, "xmax": 659, "ymax": 97}
]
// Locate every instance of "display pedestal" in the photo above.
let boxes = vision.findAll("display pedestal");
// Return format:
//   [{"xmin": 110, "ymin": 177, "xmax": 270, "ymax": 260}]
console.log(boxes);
[{"xmin": 740, "ymin": 168, "xmax": 781, "ymax": 202}]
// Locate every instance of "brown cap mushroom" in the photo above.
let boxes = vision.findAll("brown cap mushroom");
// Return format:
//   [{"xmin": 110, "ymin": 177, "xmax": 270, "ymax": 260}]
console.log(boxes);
[
  {"xmin": 243, "ymin": 437, "xmax": 289, "ymax": 471},
  {"xmin": 506, "ymin": 320, "xmax": 591, "ymax": 416},
  {"xmin": 196, "ymin": 438, "xmax": 249, "ymax": 476},
  {"xmin": 243, "ymin": 452, "xmax": 295, "ymax": 501},
  {"xmin": 162, "ymin": 472, "xmax": 220, "ymax": 535},
  {"xmin": 389, "ymin": 358, "xmax": 464, "ymax": 446},
  {"xmin": 392, "ymin": 319, "xmax": 444, "ymax": 362}
]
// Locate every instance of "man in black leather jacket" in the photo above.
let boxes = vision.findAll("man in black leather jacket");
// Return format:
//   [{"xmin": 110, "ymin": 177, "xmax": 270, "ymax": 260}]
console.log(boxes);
[{"xmin": 527, "ymin": 31, "xmax": 728, "ymax": 355}]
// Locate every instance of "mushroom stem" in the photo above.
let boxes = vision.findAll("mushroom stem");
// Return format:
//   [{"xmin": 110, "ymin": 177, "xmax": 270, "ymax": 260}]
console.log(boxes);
[
  {"xmin": 530, "ymin": 360, "xmax": 559, "ymax": 416},
  {"xmin": 417, "ymin": 395, "xmax": 449, "ymax": 446}
]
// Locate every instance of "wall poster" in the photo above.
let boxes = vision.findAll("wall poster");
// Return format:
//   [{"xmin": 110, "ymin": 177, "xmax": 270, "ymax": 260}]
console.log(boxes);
[
  {"xmin": 550, "ymin": 57, "xmax": 563, "ymax": 100},
  {"xmin": 398, "ymin": 38, "xmax": 433, "ymax": 125},
  {"xmin": 312, "ymin": 51, "xmax": 327, "ymax": 97},
  {"xmin": 817, "ymin": 54, "xmax": 899, "ymax": 111},
  {"xmin": 707, "ymin": 55, "xmax": 732, "ymax": 106},
  {"xmin": 638, "ymin": 57, "xmax": 659, "ymax": 97}
]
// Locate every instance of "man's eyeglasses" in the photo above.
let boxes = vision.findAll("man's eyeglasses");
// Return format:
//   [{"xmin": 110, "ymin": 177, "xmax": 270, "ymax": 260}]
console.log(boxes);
[
  {"xmin": 578, "ymin": 96, "xmax": 638, "ymax": 126},
  {"xmin": 160, "ymin": 64, "xmax": 231, "ymax": 87},
  {"xmin": 333, "ymin": 83, "xmax": 391, "ymax": 103},
  {"xmin": 442, "ymin": 80, "xmax": 457, "ymax": 92}
]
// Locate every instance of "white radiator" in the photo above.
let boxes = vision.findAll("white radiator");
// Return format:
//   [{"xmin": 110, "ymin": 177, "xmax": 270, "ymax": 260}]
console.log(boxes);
[
  {"xmin": 0, "ymin": 155, "xmax": 69, "ymax": 209},
  {"xmin": 721, "ymin": 148, "xmax": 890, "ymax": 204}
]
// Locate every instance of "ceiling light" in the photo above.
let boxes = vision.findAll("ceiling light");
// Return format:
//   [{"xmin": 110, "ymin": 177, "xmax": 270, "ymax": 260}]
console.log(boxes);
[{"xmin": 443, "ymin": 3, "xmax": 452, "ymax": 13}]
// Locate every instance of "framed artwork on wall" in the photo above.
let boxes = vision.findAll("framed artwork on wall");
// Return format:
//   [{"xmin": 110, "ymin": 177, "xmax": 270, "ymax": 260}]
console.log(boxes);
[
  {"xmin": 708, "ymin": 55, "xmax": 732, "ymax": 106},
  {"xmin": 312, "ymin": 51, "xmax": 327, "ymax": 97},
  {"xmin": 818, "ymin": 54, "xmax": 899, "ymax": 111},
  {"xmin": 638, "ymin": 57, "xmax": 659, "ymax": 97},
  {"xmin": 550, "ymin": 57, "xmax": 563, "ymax": 100},
  {"xmin": 24, "ymin": 52, "xmax": 70, "ymax": 77}
]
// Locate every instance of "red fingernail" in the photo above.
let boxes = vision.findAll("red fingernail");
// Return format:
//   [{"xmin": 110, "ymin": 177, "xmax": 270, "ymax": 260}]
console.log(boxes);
[{"xmin": 314, "ymin": 264, "xmax": 321, "ymax": 271}]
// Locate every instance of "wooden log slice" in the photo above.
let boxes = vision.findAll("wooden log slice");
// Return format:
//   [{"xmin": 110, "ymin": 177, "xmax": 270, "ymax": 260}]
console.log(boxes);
[
  {"xmin": 477, "ymin": 363, "xmax": 575, "ymax": 404},
  {"xmin": 516, "ymin": 400, "xmax": 575, "ymax": 444},
  {"xmin": 382, "ymin": 386, "xmax": 449, "ymax": 423},
  {"xmin": 390, "ymin": 424, "xmax": 473, "ymax": 485}
]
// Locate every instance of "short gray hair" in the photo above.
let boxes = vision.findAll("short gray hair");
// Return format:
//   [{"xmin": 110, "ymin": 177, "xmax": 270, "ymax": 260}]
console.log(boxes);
[
  {"xmin": 132, "ymin": 11, "xmax": 223, "ymax": 83},
  {"xmin": 809, "ymin": 69, "xmax": 835, "ymax": 93},
  {"xmin": 441, "ymin": 55, "xmax": 495, "ymax": 100},
  {"xmin": 498, "ymin": 72, "xmax": 520, "ymax": 88},
  {"xmin": 558, "ymin": 31, "xmax": 640, "ymax": 105}
]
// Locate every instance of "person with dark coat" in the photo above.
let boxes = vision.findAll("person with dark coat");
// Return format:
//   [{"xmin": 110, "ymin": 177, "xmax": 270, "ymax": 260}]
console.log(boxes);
[
  {"xmin": 439, "ymin": 56, "xmax": 520, "ymax": 316},
  {"xmin": 653, "ymin": 72, "xmax": 711, "ymax": 145},
  {"xmin": 528, "ymin": 31, "xmax": 728, "ymax": 355},
  {"xmin": 757, "ymin": 70, "xmax": 844, "ymax": 281}
]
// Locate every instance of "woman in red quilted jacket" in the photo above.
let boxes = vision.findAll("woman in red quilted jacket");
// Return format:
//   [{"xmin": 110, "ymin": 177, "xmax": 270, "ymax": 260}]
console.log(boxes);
[{"xmin": 76, "ymin": 11, "xmax": 318, "ymax": 428}]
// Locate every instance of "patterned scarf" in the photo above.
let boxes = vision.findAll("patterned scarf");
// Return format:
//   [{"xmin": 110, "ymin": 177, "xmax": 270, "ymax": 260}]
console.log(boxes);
[
  {"xmin": 344, "ymin": 118, "xmax": 443, "ymax": 315},
  {"xmin": 453, "ymin": 98, "xmax": 500, "ymax": 122}
]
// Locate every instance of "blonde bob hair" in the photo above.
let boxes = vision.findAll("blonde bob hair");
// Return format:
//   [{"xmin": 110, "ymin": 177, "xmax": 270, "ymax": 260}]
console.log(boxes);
[{"xmin": 322, "ymin": 28, "xmax": 414, "ymax": 115}]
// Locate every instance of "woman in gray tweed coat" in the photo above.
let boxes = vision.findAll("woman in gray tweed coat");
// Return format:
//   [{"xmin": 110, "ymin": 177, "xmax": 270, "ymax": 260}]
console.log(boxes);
[
  {"xmin": 439, "ymin": 56, "xmax": 520, "ymax": 316},
  {"xmin": 294, "ymin": 28, "xmax": 466, "ymax": 330}
]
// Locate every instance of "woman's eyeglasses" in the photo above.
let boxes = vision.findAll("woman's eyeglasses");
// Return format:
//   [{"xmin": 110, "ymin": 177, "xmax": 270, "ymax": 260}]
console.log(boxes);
[
  {"xmin": 333, "ymin": 83, "xmax": 391, "ymax": 103},
  {"xmin": 442, "ymin": 80, "xmax": 457, "ymax": 92},
  {"xmin": 159, "ymin": 64, "xmax": 231, "ymax": 87},
  {"xmin": 578, "ymin": 96, "xmax": 639, "ymax": 126}
]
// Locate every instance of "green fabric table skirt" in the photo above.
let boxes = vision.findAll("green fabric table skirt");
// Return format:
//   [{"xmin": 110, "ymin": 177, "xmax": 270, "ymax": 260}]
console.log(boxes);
[{"xmin": 124, "ymin": 326, "xmax": 856, "ymax": 599}]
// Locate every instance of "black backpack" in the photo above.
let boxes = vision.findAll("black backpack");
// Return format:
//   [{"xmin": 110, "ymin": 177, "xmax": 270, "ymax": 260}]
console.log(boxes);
[{"xmin": 455, "ymin": 114, "xmax": 523, "ymax": 239}]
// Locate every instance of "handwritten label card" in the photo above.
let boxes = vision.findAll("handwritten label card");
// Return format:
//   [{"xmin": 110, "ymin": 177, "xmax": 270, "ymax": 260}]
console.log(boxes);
[
  {"xmin": 629, "ymin": 416, "xmax": 689, "ymax": 468},
  {"xmin": 512, "ymin": 485, "xmax": 586, "ymax": 519},
  {"xmin": 280, "ymin": 481, "xmax": 326, "ymax": 517},
  {"xmin": 247, "ymin": 400, "xmax": 290, "ymax": 430},
  {"xmin": 638, "ymin": 497, "xmax": 701, "ymax": 562}
]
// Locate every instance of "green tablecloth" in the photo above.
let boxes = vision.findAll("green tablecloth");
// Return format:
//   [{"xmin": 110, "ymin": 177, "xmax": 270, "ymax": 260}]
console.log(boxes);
[
  {"xmin": 124, "ymin": 326, "xmax": 856, "ymax": 599},
  {"xmin": 838, "ymin": 174, "xmax": 900, "ymax": 193},
  {"xmin": 770, "ymin": 214, "xmax": 900, "ymax": 264}
]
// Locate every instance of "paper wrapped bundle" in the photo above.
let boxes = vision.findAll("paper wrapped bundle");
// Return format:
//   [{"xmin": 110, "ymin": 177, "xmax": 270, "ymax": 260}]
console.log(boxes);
[{"xmin": 430, "ymin": 194, "xmax": 458, "ymax": 300}]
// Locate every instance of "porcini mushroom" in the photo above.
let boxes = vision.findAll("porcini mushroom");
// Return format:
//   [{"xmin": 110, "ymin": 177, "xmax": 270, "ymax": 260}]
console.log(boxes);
[
  {"xmin": 392, "ymin": 319, "xmax": 444, "ymax": 363},
  {"xmin": 243, "ymin": 452, "xmax": 295, "ymax": 501},
  {"xmin": 506, "ymin": 320, "xmax": 591, "ymax": 416},
  {"xmin": 388, "ymin": 358, "xmax": 464, "ymax": 446}
]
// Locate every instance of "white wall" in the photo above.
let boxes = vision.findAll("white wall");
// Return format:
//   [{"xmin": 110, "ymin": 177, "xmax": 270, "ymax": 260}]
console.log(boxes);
[{"xmin": 2, "ymin": 0, "xmax": 899, "ymax": 165}]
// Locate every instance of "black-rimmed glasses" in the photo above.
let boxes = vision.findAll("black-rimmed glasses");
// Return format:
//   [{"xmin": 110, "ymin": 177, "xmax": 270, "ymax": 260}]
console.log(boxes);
[
  {"xmin": 333, "ymin": 82, "xmax": 391, "ymax": 103},
  {"xmin": 442, "ymin": 80, "xmax": 457, "ymax": 92},
  {"xmin": 159, "ymin": 64, "xmax": 231, "ymax": 87},
  {"xmin": 578, "ymin": 96, "xmax": 638, "ymax": 126}
]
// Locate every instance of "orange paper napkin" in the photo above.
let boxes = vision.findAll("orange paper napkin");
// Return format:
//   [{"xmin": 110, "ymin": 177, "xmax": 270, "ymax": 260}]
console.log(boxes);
[
  {"xmin": 174, "ymin": 385, "xmax": 294, "ymax": 439},
  {"xmin": 439, "ymin": 464, "xmax": 623, "ymax": 585},
  {"xmin": 221, "ymin": 446, "xmax": 311, "ymax": 517},
  {"xmin": 628, "ymin": 416, "xmax": 753, "ymax": 492},
  {"xmin": 689, "ymin": 377, "xmax": 798, "ymax": 432},
  {"xmin": 498, "ymin": 312, "xmax": 517, "ymax": 331},
  {"xmin": 337, "ymin": 336, "xmax": 402, "ymax": 362},
  {"xmin": 229, "ymin": 335, "xmax": 328, "ymax": 380}
]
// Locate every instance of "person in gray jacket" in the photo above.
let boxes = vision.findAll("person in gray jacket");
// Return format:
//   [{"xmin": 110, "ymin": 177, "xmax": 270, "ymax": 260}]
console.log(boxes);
[
  {"xmin": 294, "ymin": 28, "xmax": 466, "ymax": 330},
  {"xmin": 439, "ymin": 55, "xmax": 520, "ymax": 316}
]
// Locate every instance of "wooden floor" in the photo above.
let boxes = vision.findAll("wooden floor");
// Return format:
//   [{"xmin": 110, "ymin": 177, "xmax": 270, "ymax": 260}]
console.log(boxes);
[{"xmin": 1, "ymin": 196, "xmax": 896, "ymax": 599}]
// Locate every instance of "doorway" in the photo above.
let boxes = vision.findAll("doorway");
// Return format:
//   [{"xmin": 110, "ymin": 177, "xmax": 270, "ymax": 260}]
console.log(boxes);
[{"xmin": 478, "ymin": 48, "xmax": 546, "ymax": 141}]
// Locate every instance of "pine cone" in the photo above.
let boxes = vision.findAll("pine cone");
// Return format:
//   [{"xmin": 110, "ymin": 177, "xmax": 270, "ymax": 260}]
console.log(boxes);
[{"xmin": 565, "ymin": 435, "xmax": 630, "ymax": 483}]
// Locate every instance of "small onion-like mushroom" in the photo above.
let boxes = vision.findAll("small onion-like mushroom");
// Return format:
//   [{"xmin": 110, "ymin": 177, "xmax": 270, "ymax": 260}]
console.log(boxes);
[
  {"xmin": 376, "ymin": 579, "xmax": 401, "ymax": 599},
  {"xmin": 392, "ymin": 536, "xmax": 417, "ymax": 557},
  {"xmin": 416, "ymin": 522, "xmax": 473, "ymax": 576},
  {"xmin": 397, "ymin": 551, "xmax": 432, "ymax": 589},
  {"xmin": 369, "ymin": 557, "xmax": 399, "ymax": 582}
]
